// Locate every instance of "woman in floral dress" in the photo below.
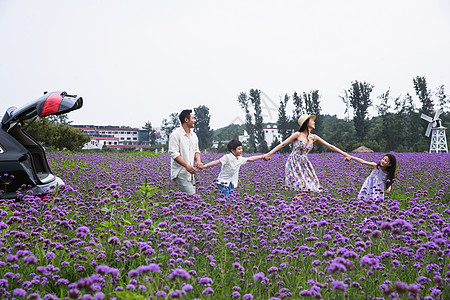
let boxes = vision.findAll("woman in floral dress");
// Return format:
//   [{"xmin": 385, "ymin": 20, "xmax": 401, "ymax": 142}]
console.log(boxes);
[{"xmin": 264, "ymin": 114, "xmax": 351, "ymax": 197}]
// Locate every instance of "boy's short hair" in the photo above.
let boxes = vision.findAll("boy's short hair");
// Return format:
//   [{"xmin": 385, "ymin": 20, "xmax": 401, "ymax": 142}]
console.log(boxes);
[
  {"xmin": 227, "ymin": 139, "xmax": 242, "ymax": 152},
  {"xmin": 179, "ymin": 109, "xmax": 192, "ymax": 124}
]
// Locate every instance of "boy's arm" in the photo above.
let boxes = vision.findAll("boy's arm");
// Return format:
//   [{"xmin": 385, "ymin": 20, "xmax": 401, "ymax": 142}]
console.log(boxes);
[
  {"xmin": 200, "ymin": 159, "xmax": 221, "ymax": 169},
  {"xmin": 247, "ymin": 155, "xmax": 264, "ymax": 162}
]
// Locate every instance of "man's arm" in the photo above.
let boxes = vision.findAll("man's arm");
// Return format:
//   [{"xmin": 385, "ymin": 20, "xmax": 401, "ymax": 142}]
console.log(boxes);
[
  {"xmin": 169, "ymin": 131, "xmax": 196, "ymax": 174},
  {"xmin": 174, "ymin": 155, "xmax": 196, "ymax": 174},
  {"xmin": 194, "ymin": 152, "xmax": 202, "ymax": 168}
]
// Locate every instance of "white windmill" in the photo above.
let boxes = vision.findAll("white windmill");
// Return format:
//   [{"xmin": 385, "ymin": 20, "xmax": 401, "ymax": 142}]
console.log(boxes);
[{"xmin": 420, "ymin": 109, "xmax": 448, "ymax": 153}]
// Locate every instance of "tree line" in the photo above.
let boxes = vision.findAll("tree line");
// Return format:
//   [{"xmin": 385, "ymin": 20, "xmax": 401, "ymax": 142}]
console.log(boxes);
[
  {"xmin": 245, "ymin": 76, "xmax": 449, "ymax": 153},
  {"xmin": 157, "ymin": 75, "xmax": 448, "ymax": 153},
  {"xmin": 23, "ymin": 75, "xmax": 448, "ymax": 153}
]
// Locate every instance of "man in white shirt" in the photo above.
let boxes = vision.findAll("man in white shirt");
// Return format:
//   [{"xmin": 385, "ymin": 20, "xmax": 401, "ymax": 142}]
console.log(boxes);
[{"xmin": 168, "ymin": 109, "xmax": 202, "ymax": 194}]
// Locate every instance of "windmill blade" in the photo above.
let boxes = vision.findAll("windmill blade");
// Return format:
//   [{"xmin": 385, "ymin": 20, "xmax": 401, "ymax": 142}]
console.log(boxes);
[
  {"xmin": 421, "ymin": 113, "xmax": 433, "ymax": 122},
  {"xmin": 433, "ymin": 109, "xmax": 443, "ymax": 120},
  {"xmin": 425, "ymin": 123, "xmax": 432, "ymax": 137}
]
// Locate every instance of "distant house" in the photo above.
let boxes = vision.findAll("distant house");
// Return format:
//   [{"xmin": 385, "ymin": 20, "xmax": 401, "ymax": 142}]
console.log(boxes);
[
  {"xmin": 71, "ymin": 125, "xmax": 155, "ymax": 150},
  {"xmin": 238, "ymin": 124, "xmax": 281, "ymax": 146}
]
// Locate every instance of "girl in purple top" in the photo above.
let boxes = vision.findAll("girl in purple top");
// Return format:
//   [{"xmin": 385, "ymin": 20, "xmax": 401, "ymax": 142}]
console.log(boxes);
[{"xmin": 349, "ymin": 154, "xmax": 397, "ymax": 200}]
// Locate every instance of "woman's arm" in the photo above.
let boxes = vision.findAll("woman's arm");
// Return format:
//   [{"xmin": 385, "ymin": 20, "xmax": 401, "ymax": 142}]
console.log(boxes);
[
  {"xmin": 313, "ymin": 134, "xmax": 351, "ymax": 158},
  {"xmin": 265, "ymin": 132, "xmax": 300, "ymax": 158}
]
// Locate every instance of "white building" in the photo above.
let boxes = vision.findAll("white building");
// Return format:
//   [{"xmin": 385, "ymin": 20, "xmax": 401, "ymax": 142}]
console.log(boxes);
[
  {"xmin": 238, "ymin": 124, "xmax": 282, "ymax": 146},
  {"xmin": 73, "ymin": 125, "xmax": 142, "ymax": 150}
]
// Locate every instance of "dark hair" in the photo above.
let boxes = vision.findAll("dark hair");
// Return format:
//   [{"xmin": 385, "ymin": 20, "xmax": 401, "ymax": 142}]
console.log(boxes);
[
  {"xmin": 179, "ymin": 109, "xmax": 192, "ymax": 124},
  {"xmin": 227, "ymin": 139, "xmax": 242, "ymax": 152},
  {"xmin": 378, "ymin": 154, "xmax": 397, "ymax": 189},
  {"xmin": 298, "ymin": 117, "xmax": 312, "ymax": 141},
  {"xmin": 298, "ymin": 119, "xmax": 309, "ymax": 133}
]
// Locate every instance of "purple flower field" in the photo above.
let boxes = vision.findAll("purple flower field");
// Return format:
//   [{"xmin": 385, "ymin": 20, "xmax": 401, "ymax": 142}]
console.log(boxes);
[{"xmin": 0, "ymin": 151, "xmax": 449, "ymax": 299}]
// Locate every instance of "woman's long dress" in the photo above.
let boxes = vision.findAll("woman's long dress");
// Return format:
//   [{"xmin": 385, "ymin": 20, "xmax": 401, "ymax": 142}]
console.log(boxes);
[{"xmin": 285, "ymin": 140, "xmax": 322, "ymax": 192}]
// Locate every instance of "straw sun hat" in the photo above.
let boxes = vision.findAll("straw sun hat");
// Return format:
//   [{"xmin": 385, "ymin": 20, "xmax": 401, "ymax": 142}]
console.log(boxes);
[{"xmin": 297, "ymin": 114, "xmax": 316, "ymax": 128}]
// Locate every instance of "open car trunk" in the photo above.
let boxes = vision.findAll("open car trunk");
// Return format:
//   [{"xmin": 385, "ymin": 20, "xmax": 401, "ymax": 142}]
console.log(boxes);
[
  {"xmin": 0, "ymin": 91, "xmax": 82, "ymax": 198},
  {"xmin": 7, "ymin": 124, "xmax": 55, "ymax": 184}
]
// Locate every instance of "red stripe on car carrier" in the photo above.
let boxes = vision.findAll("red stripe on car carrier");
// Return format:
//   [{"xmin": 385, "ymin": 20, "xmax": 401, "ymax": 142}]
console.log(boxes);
[{"xmin": 40, "ymin": 93, "xmax": 63, "ymax": 117}]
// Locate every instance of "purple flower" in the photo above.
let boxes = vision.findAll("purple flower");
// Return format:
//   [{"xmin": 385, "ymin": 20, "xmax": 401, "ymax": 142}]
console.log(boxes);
[
  {"xmin": 253, "ymin": 272, "xmax": 265, "ymax": 281},
  {"xmin": 44, "ymin": 252, "xmax": 55, "ymax": 260},
  {"xmin": 156, "ymin": 291, "xmax": 167, "ymax": 298},
  {"xmin": 394, "ymin": 280, "xmax": 408, "ymax": 294},
  {"xmin": 169, "ymin": 290, "xmax": 185, "ymax": 298},
  {"xmin": 331, "ymin": 280, "xmax": 348, "ymax": 291},
  {"xmin": 199, "ymin": 276, "xmax": 213, "ymax": 286},
  {"xmin": 13, "ymin": 288, "xmax": 26, "ymax": 297},
  {"xmin": 76, "ymin": 226, "xmax": 91, "ymax": 238},
  {"xmin": 243, "ymin": 294, "xmax": 253, "ymax": 300},
  {"xmin": 168, "ymin": 268, "xmax": 191, "ymax": 281},
  {"xmin": 202, "ymin": 287, "xmax": 214, "ymax": 295}
]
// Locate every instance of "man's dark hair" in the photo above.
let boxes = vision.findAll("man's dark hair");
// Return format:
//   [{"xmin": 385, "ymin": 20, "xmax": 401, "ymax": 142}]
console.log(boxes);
[
  {"xmin": 227, "ymin": 139, "xmax": 242, "ymax": 152},
  {"xmin": 179, "ymin": 109, "xmax": 192, "ymax": 124}
]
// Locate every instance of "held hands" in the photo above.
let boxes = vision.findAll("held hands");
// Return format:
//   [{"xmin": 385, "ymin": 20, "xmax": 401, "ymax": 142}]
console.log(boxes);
[
  {"xmin": 344, "ymin": 155, "xmax": 353, "ymax": 162},
  {"xmin": 195, "ymin": 162, "xmax": 204, "ymax": 170},
  {"xmin": 262, "ymin": 154, "xmax": 271, "ymax": 161},
  {"xmin": 186, "ymin": 165, "xmax": 197, "ymax": 174}
]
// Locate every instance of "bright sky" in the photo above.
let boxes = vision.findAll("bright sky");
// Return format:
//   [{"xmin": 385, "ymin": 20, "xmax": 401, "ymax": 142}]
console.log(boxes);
[{"xmin": 1, "ymin": 0, "xmax": 449, "ymax": 130}]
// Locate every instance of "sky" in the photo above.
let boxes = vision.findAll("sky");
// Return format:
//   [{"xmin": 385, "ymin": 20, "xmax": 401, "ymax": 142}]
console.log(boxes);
[{"xmin": 1, "ymin": 0, "xmax": 450, "ymax": 130}]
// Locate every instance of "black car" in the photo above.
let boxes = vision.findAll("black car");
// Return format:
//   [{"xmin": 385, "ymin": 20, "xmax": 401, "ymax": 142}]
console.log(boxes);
[{"xmin": 0, "ymin": 91, "xmax": 83, "ymax": 199}]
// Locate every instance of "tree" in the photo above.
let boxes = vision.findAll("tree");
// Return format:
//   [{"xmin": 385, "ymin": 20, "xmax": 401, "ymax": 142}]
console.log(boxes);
[
  {"xmin": 161, "ymin": 113, "xmax": 179, "ymax": 143},
  {"xmin": 26, "ymin": 118, "xmax": 90, "ymax": 150},
  {"xmin": 413, "ymin": 76, "xmax": 434, "ymax": 116},
  {"xmin": 303, "ymin": 90, "xmax": 322, "ymax": 135},
  {"xmin": 249, "ymin": 89, "xmax": 268, "ymax": 153},
  {"xmin": 340, "ymin": 89, "xmax": 351, "ymax": 121},
  {"xmin": 213, "ymin": 124, "xmax": 244, "ymax": 142},
  {"xmin": 277, "ymin": 94, "xmax": 291, "ymax": 153},
  {"xmin": 342, "ymin": 81, "xmax": 373, "ymax": 141},
  {"xmin": 48, "ymin": 113, "xmax": 71, "ymax": 125},
  {"xmin": 413, "ymin": 76, "xmax": 435, "ymax": 147},
  {"xmin": 292, "ymin": 92, "xmax": 303, "ymax": 121},
  {"xmin": 143, "ymin": 121, "xmax": 157, "ymax": 145},
  {"xmin": 194, "ymin": 105, "xmax": 213, "ymax": 150},
  {"xmin": 375, "ymin": 89, "xmax": 406, "ymax": 151},
  {"xmin": 270, "ymin": 137, "xmax": 280, "ymax": 150},
  {"xmin": 377, "ymin": 89, "xmax": 391, "ymax": 116},
  {"xmin": 237, "ymin": 92, "xmax": 256, "ymax": 152},
  {"xmin": 435, "ymin": 85, "xmax": 449, "ymax": 112}
]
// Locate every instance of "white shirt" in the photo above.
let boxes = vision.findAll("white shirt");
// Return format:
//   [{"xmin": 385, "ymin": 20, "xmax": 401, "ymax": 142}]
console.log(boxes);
[
  {"xmin": 168, "ymin": 127, "xmax": 200, "ymax": 181},
  {"xmin": 217, "ymin": 153, "xmax": 248, "ymax": 187}
]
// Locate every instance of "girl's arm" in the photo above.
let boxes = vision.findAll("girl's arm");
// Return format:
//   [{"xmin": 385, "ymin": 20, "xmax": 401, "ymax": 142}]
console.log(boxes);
[
  {"xmin": 313, "ymin": 134, "xmax": 351, "ymax": 158},
  {"xmin": 385, "ymin": 185, "xmax": 392, "ymax": 194},
  {"xmin": 199, "ymin": 159, "xmax": 221, "ymax": 169},
  {"xmin": 247, "ymin": 155, "xmax": 264, "ymax": 162},
  {"xmin": 265, "ymin": 132, "xmax": 300, "ymax": 159},
  {"xmin": 349, "ymin": 155, "xmax": 377, "ymax": 169}
]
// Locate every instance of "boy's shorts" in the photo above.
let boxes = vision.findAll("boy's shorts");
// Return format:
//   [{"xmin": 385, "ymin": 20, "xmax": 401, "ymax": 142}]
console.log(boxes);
[{"xmin": 217, "ymin": 183, "xmax": 234, "ymax": 201}]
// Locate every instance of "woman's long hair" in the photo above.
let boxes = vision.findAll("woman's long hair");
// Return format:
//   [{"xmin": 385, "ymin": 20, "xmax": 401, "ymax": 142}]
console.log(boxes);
[
  {"xmin": 298, "ymin": 118, "xmax": 311, "ymax": 135},
  {"xmin": 378, "ymin": 154, "xmax": 396, "ymax": 189}
]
